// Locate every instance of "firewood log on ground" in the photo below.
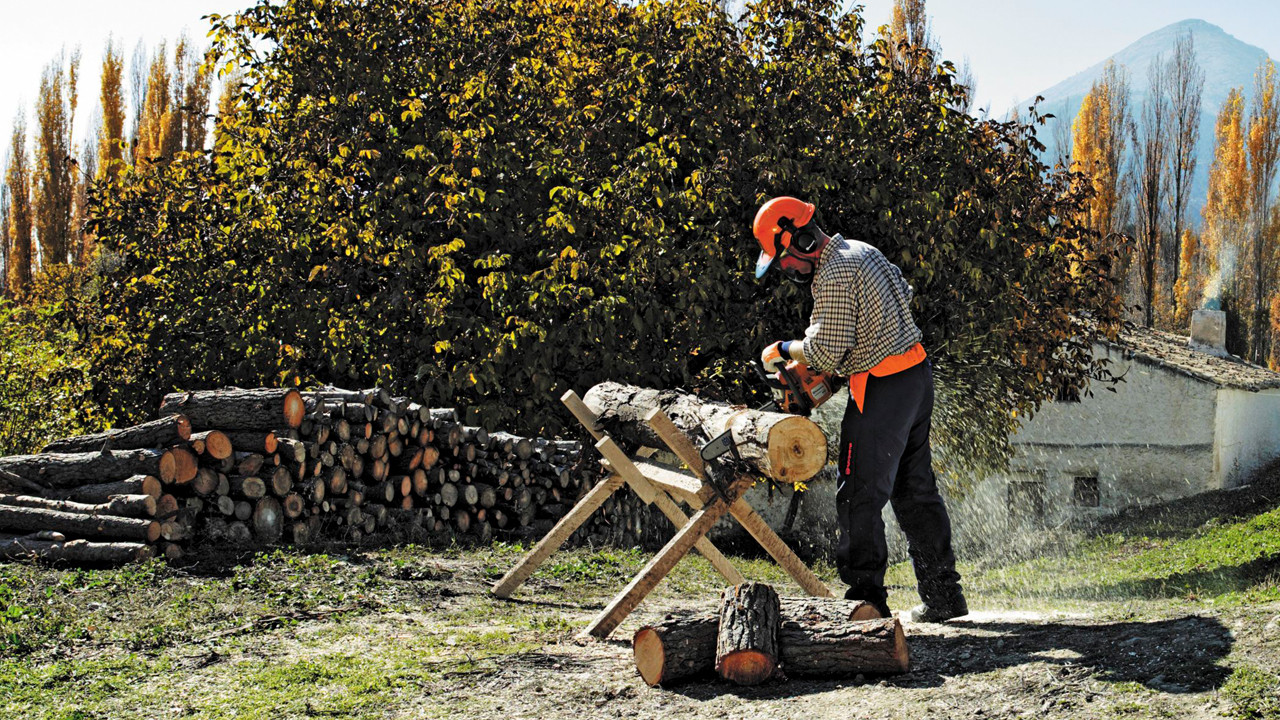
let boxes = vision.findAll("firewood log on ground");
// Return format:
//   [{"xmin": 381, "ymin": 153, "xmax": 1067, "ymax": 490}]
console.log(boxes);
[{"xmin": 633, "ymin": 586, "xmax": 902, "ymax": 687}]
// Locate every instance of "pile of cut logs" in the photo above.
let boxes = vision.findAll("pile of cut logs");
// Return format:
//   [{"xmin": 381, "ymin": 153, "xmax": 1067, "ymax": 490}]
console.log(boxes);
[
  {"xmin": 634, "ymin": 582, "xmax": 909, "ymax": 686},
  {"xmin": 0, "ymin": 387, "xmax": 649, "ymax": 565}
]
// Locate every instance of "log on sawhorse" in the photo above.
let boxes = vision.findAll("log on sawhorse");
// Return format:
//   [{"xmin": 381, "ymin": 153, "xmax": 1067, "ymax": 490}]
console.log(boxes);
[
  {"xmin": 491, "ymin": 389, "xmax": 833, "ymax": 640},
  {"xmin": 490, "ymin": 391, "xmax": 745, "ymax": 601}
]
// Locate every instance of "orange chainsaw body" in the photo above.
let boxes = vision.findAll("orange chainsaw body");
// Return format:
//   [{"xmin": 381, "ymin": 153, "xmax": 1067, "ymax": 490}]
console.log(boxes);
[{"xmin": 769, "ymin": 361, "xmax": 838, "ymax": 416}]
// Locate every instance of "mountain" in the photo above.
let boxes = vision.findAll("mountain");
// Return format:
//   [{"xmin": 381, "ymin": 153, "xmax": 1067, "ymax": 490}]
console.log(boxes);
[{"xmin": 1019, "ymin": 19, "xmax": 1274, "ymax": 226}]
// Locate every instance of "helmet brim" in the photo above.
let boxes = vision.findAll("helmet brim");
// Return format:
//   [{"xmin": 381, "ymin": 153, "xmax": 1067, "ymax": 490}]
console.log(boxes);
[{"xmin": 755, "ymin": 251, "xmax": 775, "ymax": 279}]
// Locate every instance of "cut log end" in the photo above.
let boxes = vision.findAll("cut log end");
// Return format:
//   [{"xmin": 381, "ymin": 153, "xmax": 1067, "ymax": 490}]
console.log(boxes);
[
  {"xmin": 633, "ymin": 628, "xmax": 667, "ymax": 687},
  {"xmin": 768, "ymin": 416, "xmax": 828, "ymax": 484},
  {"xmin": 717, "ymin": 650, "xmax": 776, "ymax": 686},
  {"xmin": 283, "ymin": 390, "xmax": 305, "ymax": 428}
]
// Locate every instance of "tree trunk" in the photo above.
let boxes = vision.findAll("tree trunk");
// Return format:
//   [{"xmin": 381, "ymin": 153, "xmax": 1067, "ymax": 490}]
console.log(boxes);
[
  {"xmin": 41, "ymin": 415, "xmax": 192, "ymax": 454},
  {"xmin": 45, "ymin": 475, "xmax": 162, "ymax": 503},
  {"xmin": 0, "ymin": 449, "xmax": 165, "ymax": 489},
  {"xmin": 0, "ymin": 504, "xmax": 160, "ymax": 541},
  {"xmin": 634, "ymin": 614, "xmax": 719, "ymax": 687},
  {"xmin": 716, "ymin": 582, "xmax": 781, "ymax": 685},
  {"xmin": 631, "ymin": 598, "xmax": 886, "ymax": 686},
  {"xmin": 159, "ymin": 387, "xmax": 305, "ymax": 430},
  {"xmin": 0, "ymin": 493, "xmax": 156, "ymax": 518},
  {"xmin": 0, "ymin": 536, "xmax": 154, "ymax": 564},
  {"xmin": 582, "ymin": 382, "xmax": 827, "ymax": 483},
  {"xmin": 779, "ymin": 617, "xmax": 910, "ymax": 676}
]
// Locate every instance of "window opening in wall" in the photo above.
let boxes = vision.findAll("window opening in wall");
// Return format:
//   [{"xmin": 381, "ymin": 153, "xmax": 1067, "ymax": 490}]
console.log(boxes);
[
  {"xmin": 1007, "ymin": 479, "xmax": 1046, "ymax": 524},
  {"xmin": 1073, "ymin": 476, "xmax": 1100, "ymax": 507},
  {"xmin": 1054, "ymin": 380, "xmax": 1081, "ymax": 403}
]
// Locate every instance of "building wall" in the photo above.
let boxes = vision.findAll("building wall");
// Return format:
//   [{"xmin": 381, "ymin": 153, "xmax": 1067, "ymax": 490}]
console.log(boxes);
[
  {"xmin": 1214, "ymin": 388, "xmax": 1280, "ymax": 488},
  {"xmin": 971, "ymin": 342, "xmax": 1223, "ymax": 533}
]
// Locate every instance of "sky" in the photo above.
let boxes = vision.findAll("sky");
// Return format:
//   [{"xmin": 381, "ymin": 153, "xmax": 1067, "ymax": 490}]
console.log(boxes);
[
  {"xmin": 852, "ymin": 0, "xmax": 1280, "ymax": 116},
  {"xmin": 0, "ymin": 0, "xmax": 251, "ymax": 164},
  {"xmin": 2, "ymin": 1, "xmax": 1280, "ymax": 162}
]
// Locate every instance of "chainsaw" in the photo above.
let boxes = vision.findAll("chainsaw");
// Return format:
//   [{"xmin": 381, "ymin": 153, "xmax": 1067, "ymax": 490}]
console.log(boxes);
[{"xmin": 756, "ymin": 358, "xmax": 839, "ymax": 416}]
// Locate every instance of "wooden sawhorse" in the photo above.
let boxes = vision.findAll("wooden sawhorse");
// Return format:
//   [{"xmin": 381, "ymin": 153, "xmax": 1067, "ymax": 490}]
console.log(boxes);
[{"xmin": 491, "ymin": 390, "xmax": 832, "ymax": 639}]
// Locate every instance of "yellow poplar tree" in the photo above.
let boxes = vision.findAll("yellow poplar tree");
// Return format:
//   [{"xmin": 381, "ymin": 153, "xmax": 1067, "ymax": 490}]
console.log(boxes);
[
  {"xmin": 1072, "ymin": 61, "xmax": 1131, "ymax": 237},
  {"xmin": 134, "ymin": 42, "xmax": 170, "ymax": 164},
  {"xmin": 1201, "ymin": 89, "xmax": 1249, "ymax": 312},
  {"xmin": 1173, "ymin": 228, "xmax": 1201, "ymax": 328},
  {"xmin": 4, "ymin": 116, "xmax": 33, "ymax": 296},
  {"xmin": 1245, "ymin": 61, "xmax": 1280, "ymax": 363},
  {"xmin": 33, "ymin": 49, "xmax": 80, "ymax": 267},
  {"xmin": 97, "ymin": 39, "xmax": 127, "ymax": 179},
  {"xmin": 181, "ymin": 40, "xmax": 214, "ymax": 152}
]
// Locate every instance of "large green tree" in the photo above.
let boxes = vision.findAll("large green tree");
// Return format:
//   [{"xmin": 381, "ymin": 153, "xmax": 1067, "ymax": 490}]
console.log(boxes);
[{"xmin": 88, "ymin": 0, "xmax": 1123, "ymax": 478}]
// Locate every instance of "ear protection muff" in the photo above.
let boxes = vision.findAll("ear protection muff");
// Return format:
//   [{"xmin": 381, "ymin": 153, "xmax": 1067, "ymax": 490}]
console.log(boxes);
[
  {"xmin": 777, "ymin": 217, "xmax": 820, "ymax": 255},
  {"xmin": 790, "ymin": 222, "xmax": 821, "ymax": 254},
  {"xmin": 776, "ymin": 218, "xmax": 820, "ymax": 285}
]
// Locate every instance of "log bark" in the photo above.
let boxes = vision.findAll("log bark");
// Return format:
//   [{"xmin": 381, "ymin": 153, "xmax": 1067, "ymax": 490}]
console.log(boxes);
[
  {"xmin": 0, "ymin": 449, "xmax": 165, "ymax": 489},
  {"xmin": 41, "ymin": 415, "xmax": 192, "ymax": 454},
  {"xmin": 0, "ymin": 493, "xmax": 156, "ymax": 518},
  {"xmin": 0, "ymin": 536, "xmax": 154, "ymax": 564},
  {"xmin": 159, "ymin": 387, "xmax": 305, "ymax": 430},
  {"xmin": 778, "ymin": 617, "xmax": 910, "ymax": 676},
  {"xmin": 582, "ymin": 382, "xmax": 827, "ymax": 483},
  {"xmin": 716, "ymin": 582, "xmax": 781, "ymax": 685},
  {"xmin": 225, "ymin": 431, "xmax": 277, "ymax": 455},
  {"xmin": 276, "ymin": 437, "xmax": 307, "ymax": 464},
  {"xmin": 631, "ymin": 597, "xmax": 884, "ymax": 687},
  {"xmin": 45, "ymin": 475, "xmax": 162, "ymax": 503},
  {"xmin": 634, "ymin": 613, "xmax": 719, "ymax": 687},
  {"xmin": 0, "ymin": 504, "xmax": 161, "ymax": 541}
]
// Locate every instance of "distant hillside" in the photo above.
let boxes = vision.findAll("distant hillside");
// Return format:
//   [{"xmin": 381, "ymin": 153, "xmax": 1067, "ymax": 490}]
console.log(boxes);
[{"xmin": 1018, "ymin": 19, "xmax": 1274, "ymax": 226}]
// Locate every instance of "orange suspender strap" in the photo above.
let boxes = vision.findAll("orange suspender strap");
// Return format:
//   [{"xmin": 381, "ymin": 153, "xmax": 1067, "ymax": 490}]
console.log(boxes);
[{"xmin": 849, "ymin": 342, "xmax": 927, "ymax": 413}]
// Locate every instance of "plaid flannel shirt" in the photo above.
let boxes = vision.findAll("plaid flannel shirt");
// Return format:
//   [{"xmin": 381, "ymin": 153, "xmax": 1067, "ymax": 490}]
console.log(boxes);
[{"xmin": 801, "ymin": 234, "xmax": 923, "ymax": 376}]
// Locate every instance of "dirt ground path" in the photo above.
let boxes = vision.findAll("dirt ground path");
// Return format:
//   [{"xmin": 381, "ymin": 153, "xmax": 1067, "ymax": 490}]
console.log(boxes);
[{"xmin": 395, "ymin": 556, "xmax": 1278, "ymax": 720}]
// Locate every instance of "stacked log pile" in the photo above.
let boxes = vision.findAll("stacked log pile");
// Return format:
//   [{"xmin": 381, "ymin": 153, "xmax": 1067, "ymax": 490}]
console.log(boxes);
[
  {"xmin": 633, "ymin": 582, "xmax": 909, "ymax": 686},
  {"xmin": 0, "ymin": 387, "xmax": 650, "ymax": 565}
]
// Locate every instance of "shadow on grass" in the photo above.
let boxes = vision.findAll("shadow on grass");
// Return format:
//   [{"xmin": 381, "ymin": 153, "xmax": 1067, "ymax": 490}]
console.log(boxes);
[
  {"xmin": 666, "ymin": 614, "xmax": 1232, "ymax": 700},
  {"xmin": 1097, "ymin": 460, "xmax": 1280, "ymax": 540}
]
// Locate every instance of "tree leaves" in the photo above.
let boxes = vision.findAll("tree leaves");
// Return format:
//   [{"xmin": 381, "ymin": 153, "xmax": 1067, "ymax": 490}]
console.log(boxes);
[{"xmin": 82, "ymin": 0, "xmax": 1122, "ymax": 479}]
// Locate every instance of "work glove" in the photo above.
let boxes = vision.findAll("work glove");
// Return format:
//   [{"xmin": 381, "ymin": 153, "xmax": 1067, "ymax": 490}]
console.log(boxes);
[{"xmin": 761, "ymin": 341, "xmax": 788, "ymax": 374}]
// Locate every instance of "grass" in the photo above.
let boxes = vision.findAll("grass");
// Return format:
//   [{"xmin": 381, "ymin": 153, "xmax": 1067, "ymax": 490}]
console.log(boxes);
[
  {"xmin": 879, "ymin": 503, "xmax": 1280, "ymax": 612},
  {"xmin": 1, "ymin": 491, "xmax": 1278, "ymax": 718},
  {"xmin": 1221, "ymin": 665, "xmax": 1280, "ymax": 720}
]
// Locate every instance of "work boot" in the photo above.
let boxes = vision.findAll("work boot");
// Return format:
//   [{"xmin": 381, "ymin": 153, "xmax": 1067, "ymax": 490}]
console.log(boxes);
[
  {"xmin": 844, "ymin": 586, "xmax": 891, "ymax": 619},
  {"xmin": 908, "ymin": 592, "xmax": 968, "ymax": 623}
]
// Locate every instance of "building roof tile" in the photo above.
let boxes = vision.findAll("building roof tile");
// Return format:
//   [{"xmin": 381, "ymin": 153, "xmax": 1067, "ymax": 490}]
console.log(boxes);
[{"xmin": 1104, "ymin": 322, "xmax": 1280, "ymax": 391}]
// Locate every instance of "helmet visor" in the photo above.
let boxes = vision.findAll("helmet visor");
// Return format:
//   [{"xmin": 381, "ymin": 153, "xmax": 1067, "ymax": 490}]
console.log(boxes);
[{"xmin": 755, "ymin": 250, "xmax": 775, "ymax": 279}]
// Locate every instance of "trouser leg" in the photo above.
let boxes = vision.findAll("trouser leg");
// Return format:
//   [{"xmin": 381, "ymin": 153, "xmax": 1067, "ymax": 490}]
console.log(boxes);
[
  {"xmin": 888, "ymin": 360, "xmax": 963, "ymax": 606},
  {"xmin": 835, "ymin": 371, "xmax": 913, "ymax": 609}
]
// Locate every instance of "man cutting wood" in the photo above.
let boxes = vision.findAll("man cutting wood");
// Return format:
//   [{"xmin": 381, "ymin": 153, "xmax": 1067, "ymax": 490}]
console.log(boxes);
[{"xmin": 754, "ymin": 196, "xmax": 967, "ymax": 623}]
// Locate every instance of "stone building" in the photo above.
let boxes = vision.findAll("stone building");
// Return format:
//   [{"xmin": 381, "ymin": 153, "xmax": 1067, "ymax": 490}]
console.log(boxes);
[{"xmin": 981, "ymin": 310, "xmax": 1280, "ymax": 530}]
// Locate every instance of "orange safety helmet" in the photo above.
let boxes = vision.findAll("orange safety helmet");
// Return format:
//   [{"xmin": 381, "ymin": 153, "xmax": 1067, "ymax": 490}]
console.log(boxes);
[{"xmin": 753, "ymin": 196, "xmax": 817, "ymax": 278}]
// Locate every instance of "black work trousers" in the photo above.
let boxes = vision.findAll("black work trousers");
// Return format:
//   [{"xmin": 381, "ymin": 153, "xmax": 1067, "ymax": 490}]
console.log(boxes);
[{"xmin": 835, "ymin": 358, "xmax": 961, "ymax": 609}]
